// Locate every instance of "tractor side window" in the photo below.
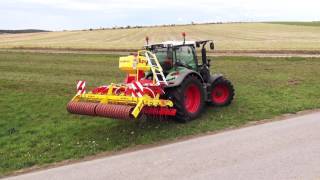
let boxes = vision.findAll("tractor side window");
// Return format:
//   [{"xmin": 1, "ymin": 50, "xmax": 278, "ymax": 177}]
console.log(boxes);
[
  {"xmin": 175, "ymin": 46, "xmax": 196, "ymax": 70},
  {"xmin": 153, "ymin": 48, "xmax": 173, "ymax": 71}
]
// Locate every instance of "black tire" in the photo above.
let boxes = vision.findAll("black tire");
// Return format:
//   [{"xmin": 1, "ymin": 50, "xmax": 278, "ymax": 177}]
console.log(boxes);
[
  {"xmin": 209, "ymin": 77, "xmax": 234, "ymax": 106},
  {"xmin": 166, "ymin": 75, "xmax": 205, "ymax": 123}
]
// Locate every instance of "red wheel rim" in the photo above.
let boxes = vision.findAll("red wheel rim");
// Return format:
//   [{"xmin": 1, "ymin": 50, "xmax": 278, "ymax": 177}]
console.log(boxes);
[
  {"xmin": 211, "ymin": 84, "xmax": 230, "ymax": 104},
  {"xmin": 184, "ymin": 84, "xmax": 201, "ymax": 113}
]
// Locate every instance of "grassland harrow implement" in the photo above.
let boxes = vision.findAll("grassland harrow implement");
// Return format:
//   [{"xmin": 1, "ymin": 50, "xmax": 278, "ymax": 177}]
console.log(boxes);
[{"xmin": 67, "ymin": 50, "xmax": 176, "ymax": 120}]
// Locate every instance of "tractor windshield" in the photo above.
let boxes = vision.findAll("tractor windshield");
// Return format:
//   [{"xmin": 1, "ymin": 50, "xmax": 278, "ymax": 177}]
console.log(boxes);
[
  {"xmin": 152, "ymin": 47, "xmax": 173, "ymax": 71},
  {"xmin": 175, "ymin": 46, "xmax": 197, "ymax": 70}
]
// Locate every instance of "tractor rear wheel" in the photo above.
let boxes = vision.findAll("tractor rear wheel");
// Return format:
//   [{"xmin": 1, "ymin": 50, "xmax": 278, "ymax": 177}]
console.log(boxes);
[
  {"xmin": 166, "ymin": 75, "xmax": 205, "ymax": 122},
  {"xmin": 210, "ymin": 77, "xmax": 234, "ymax": 106}
]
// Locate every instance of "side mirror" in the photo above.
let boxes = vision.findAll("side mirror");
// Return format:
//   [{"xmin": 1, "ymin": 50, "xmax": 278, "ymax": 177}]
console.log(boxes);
[
  {"xmin": 207, "ymin": 59, "xmax": 211, "ymax": 67},
  {"xmin": 209, "ymin": 42, "xmax": 214, "ymax": 50},
  {"xmin": 196, "ymin": 42, "xmax": 200, "ymax": 48}
]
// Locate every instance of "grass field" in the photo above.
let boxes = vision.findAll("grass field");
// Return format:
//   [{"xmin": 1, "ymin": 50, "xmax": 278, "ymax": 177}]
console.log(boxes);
[
  {"xmin": 1, "ymin": 52, "xmax": 320, "ymax": 176},
  {"xmin": 1, "ymin": 23, "xmax": 320, "ymax": 51}
]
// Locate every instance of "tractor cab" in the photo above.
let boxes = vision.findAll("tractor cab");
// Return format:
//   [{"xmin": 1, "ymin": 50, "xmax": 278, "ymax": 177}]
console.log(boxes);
[
  {"xmin": 146, "ymin": 41, "xmax": 197, "ymax": 71},
  {"xmin": 145, "ymin": 37, "xmax": 215, "ymax": 82}
]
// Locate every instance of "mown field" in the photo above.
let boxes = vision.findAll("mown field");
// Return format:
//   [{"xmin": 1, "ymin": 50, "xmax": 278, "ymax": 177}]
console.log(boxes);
[
  {"xmin": 267, "ymin": 21, "xmax": 320, "ymax": 27},
  {"xmin": 1, "ymin": 23, "xmax": 320, "ymax": 51},
  {"xmin": 1, "ymin": 52, "xmax": 320, "ymax": 176}
]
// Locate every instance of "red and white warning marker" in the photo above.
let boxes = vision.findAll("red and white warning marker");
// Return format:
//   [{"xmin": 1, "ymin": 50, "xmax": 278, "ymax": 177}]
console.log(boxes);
[
  {"xmin": 76, "ymin": 80, "xmax": 86, "ymax": 95},
  {"xmin": 129, "ymin": 81, "xmax": 144, "ymax": 97},
  {"xmin": 126, "ymin": 81, "xmax": 156, "ymax": 98}
]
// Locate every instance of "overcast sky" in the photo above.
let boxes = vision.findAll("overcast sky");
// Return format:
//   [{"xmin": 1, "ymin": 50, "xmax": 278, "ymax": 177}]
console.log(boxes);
[{"xmin": 1, "ymin": 0, "xmax": 319, "ymax": 30}]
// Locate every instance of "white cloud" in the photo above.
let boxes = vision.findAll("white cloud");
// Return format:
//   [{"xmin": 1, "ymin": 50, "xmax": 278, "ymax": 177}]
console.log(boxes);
[
  {"xmin": 17, "ymin": 0, "xmax": 105, "ymax": 11},
  {"xmin": 1, "ymin": 0, "xmax": 319, "ymax": 30},
  {"xmin": 14, "ymin": 0, "xmax": 320, "ymax": 12}
]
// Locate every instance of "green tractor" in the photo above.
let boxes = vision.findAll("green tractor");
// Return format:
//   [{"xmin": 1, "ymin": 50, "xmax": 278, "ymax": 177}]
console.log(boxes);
[
  {"xmin": 145, "ymin": 34, "xmax": 234, "ymax": 122},
  {"xmin": 67, "ymin": 33, "xmax": 234, "ymax": 122}
]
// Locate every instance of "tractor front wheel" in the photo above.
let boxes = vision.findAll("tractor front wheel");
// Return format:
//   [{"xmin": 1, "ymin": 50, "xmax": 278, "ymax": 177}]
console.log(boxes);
[
  {"xmin": 210, "ymin": 77, "xmax": 234, "ymax": 106},
  {"xmin": 166, "ymin": 75, "xmax": 205, "ymax": 122}
]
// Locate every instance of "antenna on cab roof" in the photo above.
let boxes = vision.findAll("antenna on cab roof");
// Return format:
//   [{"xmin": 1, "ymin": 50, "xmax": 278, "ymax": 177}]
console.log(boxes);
[
  {"xmin": 182, "ymin": 32, "xmax": 186, "ymax": 44},
  {"xmin": 145, "ymin": 36, "xmax": 149, "ymax": 46}
]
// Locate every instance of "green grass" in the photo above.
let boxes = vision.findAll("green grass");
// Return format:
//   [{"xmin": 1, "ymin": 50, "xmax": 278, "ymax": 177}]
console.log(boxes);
[
  {"xmin": 1, "ymin": 23, "xmax": 320, "ymax": 51},
  {"xmin": 1, "ymin": 52, "xmax": 320, "ymax": 176},
  {"xmin": 267, "ymin": 21, "xmax": 320, "ymax": 27}
]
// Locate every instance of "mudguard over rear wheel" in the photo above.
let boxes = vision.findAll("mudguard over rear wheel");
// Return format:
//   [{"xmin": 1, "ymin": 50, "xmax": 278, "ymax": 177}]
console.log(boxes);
[{"xmin": 166, "ymin": 75, "xmax": 205, "ymax": 123}]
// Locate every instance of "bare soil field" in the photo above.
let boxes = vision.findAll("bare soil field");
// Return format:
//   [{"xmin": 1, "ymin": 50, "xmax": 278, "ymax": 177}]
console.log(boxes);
[{"xmin": 1, "ymin": 23, "xmax": 320, "ymax": 51}]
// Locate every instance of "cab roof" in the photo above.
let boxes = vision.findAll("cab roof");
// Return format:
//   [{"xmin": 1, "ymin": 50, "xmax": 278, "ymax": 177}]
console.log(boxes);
[{"xmin": 145, "ymin": 41, "xmax": 196, "ymax": 48}]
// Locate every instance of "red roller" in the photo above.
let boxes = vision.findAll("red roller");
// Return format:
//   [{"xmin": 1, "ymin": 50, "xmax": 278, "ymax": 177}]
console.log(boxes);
[
  {"xmin": 67, "ymin": 102, "xmax": 98, "ymax": 116},
  {"xmin": 95, "ymin": 104, "xmax": 134, "ymax": 120}
]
